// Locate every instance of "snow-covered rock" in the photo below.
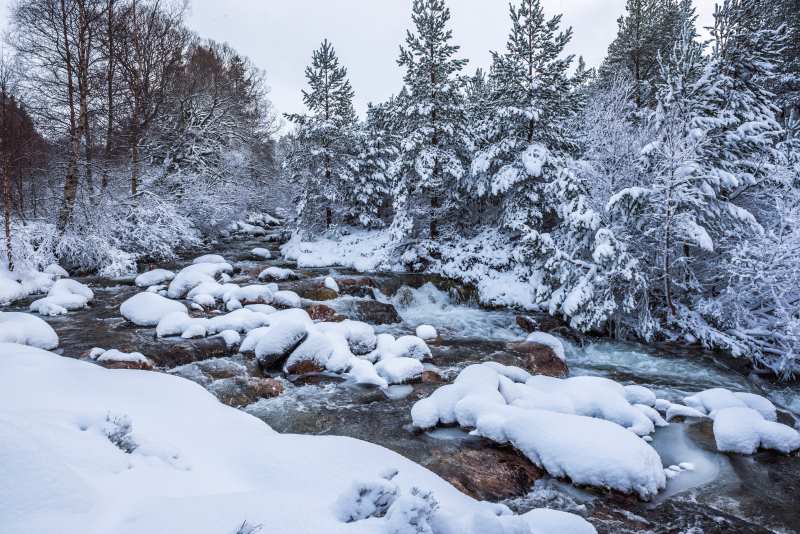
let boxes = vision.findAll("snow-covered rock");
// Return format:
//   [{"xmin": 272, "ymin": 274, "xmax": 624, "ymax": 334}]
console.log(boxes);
[
  {"xmin": 524, "ymin": 332, "xmax": 566, "ymax": 361},
  {"xmin": 251, "ymin": 247, "xmax": 272, "ymax": 259},
  {"xmin": 411, "ymin": 363, "xmax": 667, "ymax": 499},
  {"xmin": 0, "ymin": 312, "xmax": 59, "ymax": 350},
  {"xmin": 192, "ymin": 254, "xmax": 227, "ymax": 265},
  {"xmin": 167, "ymin": 262, "xmax": 233, "ymax": 299},
  {"xmin": 135, "ymin": 269, "xmax": 175, "ymax": 288},
  {"xmin": 390, "ymin": 335, "xmax": 432, "ymax": 361},
  {"xmin": 272, "ymin": 290, "xmax": 301, "ymax": 309},
  {"xmin": 258, "ymin": 266, "xmax": 297, "ymax": 281},
  {"xmin": 713, "ymin": 406, "xmax": 800, "ymax": 454},
  {"xmin": 30, "ymin": 279, "xmax": 94, "ymax": 314},
  {"xmin": 684, "ymin": 388, "xmax": 778, "ymax": 421},
  {"xmin": 375, "ymin": 357, "xmax": 424, "ymax": 384},
  {"xmin": 120, "ymin": 292, "xmax": 188, "ymax": 327},
  {"xmin": 324, "ymin": 276, "xmax": 339, "ymax": 293},
  {"xmin": 223, "ymin": 285, "xmax": 274, "ymax": 306},
  {"xmin": 90, "ymin": 348, "xmax": 153, "ymax": 369},
  {"xmin": 415, "ymin": 324, "xmax": 438, "ymax": 341}
]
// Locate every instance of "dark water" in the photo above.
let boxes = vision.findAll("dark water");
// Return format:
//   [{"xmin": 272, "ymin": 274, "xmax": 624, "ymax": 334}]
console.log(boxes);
[{"xmin": 12, "ymin": 228, "xmax": 800, "ymax": 534}]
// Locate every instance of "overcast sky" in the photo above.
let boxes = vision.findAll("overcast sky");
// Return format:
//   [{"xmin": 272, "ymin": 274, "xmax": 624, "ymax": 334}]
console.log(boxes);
[{"xmin": 0, "ymin": 0, "xmax": 717, "ymax": 124}]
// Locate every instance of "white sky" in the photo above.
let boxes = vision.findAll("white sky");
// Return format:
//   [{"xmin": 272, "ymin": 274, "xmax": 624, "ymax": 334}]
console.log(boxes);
[{"xmin": 0, "ymin": 0, "xmax": 718, "ymax": 123}]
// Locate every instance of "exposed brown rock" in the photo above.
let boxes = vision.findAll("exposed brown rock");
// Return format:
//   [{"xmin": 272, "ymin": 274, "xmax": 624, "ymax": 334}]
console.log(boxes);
[
  {"xmin": 100, "ymin": 359, "xmax": 154, "ymax": 371},
  {"xmin": 340, "ymin": 299, "xmax": 402, "ymax": 325},
  {"xmin": 304, "ymin": 287, "xmax": 339, "ymax": 301},
  {"xmin": 515, "ymin": 315, "xmax": 539, "ymax": 333},
  {"xmin": 305, "ymin": 303, "xmax": 344, "ymax": 322},
  {"xmin": 425, "ymin": 447, "xmax": 544, "ymax": 501},
  {"xmin": 209, "ymin": 376, "xmax": 283, "ymax": 407},
  {"xmin": 285, "ymin": 359, "xmax": 325, "ymax": 376},
  {"xmin": 421, "ymin": 370, "xmax": 446, "ymax": 384},
  {"xmin": 507, "ymin": 341, "xmax": 569, "ymax": 377}
]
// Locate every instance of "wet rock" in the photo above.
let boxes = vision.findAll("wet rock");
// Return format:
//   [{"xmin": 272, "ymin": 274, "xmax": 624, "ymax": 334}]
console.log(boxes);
[
  {"xmin": 421, "ymin": 370, "xmax": 446, "ymax": 384},
  {"xmin": 148, "ymin": 337, "xmax": 232, "ymax": 368},
  {"xmin": 425, "ymin": 447, "xmax": 544, "ymax": 501},
  {"xmin": 685, "ymin": 419, "xmax": 717, "ymax": 452},
  {"xmin": 285, "ymin": 359, "xmax": 326, "ymax": 376},
  {"xmin": 208, "ymin": 376, "xmax": 283, "ymax": 407},
  {"xmin": 508, "ymin": 341, "xmax": 568, "ymax": 377},
  {"xmin": 306, "ymin": 287, "xmax": 339, "ymax": 301},
  {"xmin": 170, "ymin": 357, "xmax": 248, "ymax": 386},
  {"xmin": 305, "ymin": 304, "xmax": 345, "ymax": 322},
  {"xmin": 337, "ymin": 277, "xmax": 378, "ymax": 298},
  {"xmin": 515, "ymin": 315, "xmax": 539, "ymax": 333},
  {"xmin": 98, "ymin": 358, "xmax": 154, "ymax": 371},
  {"xmin": 339, "ymin": 299, "xmax": 402, "ymax": 325}
]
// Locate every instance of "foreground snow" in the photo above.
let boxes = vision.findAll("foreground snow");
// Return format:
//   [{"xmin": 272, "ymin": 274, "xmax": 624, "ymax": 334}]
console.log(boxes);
[{"xmin": 0, "ymin": 344, "xmax": 595, "ymax": 534}]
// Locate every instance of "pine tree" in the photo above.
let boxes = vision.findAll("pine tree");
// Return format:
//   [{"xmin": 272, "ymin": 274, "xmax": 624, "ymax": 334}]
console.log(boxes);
[
  {"xmin": 348, "ymin": 103, "xmax": 396, "ymax": 228},
  {"xmin": 285, "ymin": 39, "xmax": 357, "ymax": 230},
  {"xmin": 600, "ymin": 0, "xmax": 698, "ymax": 108},
  {"xmin": 469, "ymin": 0, "xmax": 580, "ymax": 229},
  {"xmin": 392, "ymin": 0, "xmax": 468, "ymax": 240}
]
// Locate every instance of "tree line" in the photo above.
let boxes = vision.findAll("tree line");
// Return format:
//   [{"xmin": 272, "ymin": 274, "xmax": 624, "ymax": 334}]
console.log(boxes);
[{"xmin": 284, "ymin": 0, "xmax": 800, "ymax": 377}]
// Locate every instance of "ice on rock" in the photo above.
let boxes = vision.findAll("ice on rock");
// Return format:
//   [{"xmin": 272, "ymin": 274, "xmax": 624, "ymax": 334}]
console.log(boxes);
[
  {"xmin": 411, "ymin": 363, "xmax": 666, "ymax": 499},
  {"xmin": 0, "ymin": 312, "xmax": 59, "ymax": 350},
  {"xmin": 375, "ymin": 357, "xmax": 424, "ymax": 384},
  {"xmin": 251, "ymin": 247, "xmax": 272, "ymax": 259},
  {"xmin": 712, "ymin": 407, "xmax": 800, "ymax": 454},
  {"xmin": 30, "ymin": 279, "xmax": 94, "ymax": 313},
  {"xmin": 525, "ymin": 332, "xmax": 566, "ymax": 361},
  {"xmin": 135, "ymin": 269, "xmax": 175, "ymax": 288},
  {"xmin": 415, "ymin": 324, "xmax": 438, "ymax": 341},
  {"xmin": 272, "ymin": 290, "xmax": 301, "ymax": 309},
  {"xmin": 258, "ymin": 266, "xmax": 297, "ymax": 281},
  {"xmin": 192, "ymin": 254, "xmax": 226, "ymax": 264},
  {"xmin": 167, "ymin": 262, "xmax": 232, "ymax": 299},
  {"xmin": 120, "ymin": 292, "xmax": 188, "ymax": 327}
]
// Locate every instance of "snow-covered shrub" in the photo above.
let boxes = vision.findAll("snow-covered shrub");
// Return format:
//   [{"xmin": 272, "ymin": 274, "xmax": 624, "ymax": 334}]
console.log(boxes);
[
  {"xmin": 383, "ymin": 487, "xmax": 439, "ymax": 534},
  {"xmin": 334, "ymin": 476, "xmax": 399, "ymax": 522},
  {"xmin": 103, "ymin": 413, "xmax": 137, "ymax": 454}
]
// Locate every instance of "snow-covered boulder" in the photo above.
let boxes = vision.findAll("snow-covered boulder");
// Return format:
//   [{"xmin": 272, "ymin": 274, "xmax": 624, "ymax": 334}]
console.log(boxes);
[
  {"xmin": 167, "ymin": 262, "xmax": 233, "ymax": 299},
  {"xmin": 684, "ymin": 388, "xmax": 778, "ymax": 421},
  {"xmin": 324, "ymin": 276, "xmax": 339, "ymax": 293},
  {"xmin": 120, "ymin": 292, "xmax": 188, "ymax": 327},
  {"xmin": 192, "ymin": 254, "xmax": 227, "ymax": 265},
  {"xmin": 411, "ymin": 363, "xmax": 667, "ymax": 499},
  {"xmin": 222, "ymin": 285, "xmax": 274, "ymax": 306},
  {"xmin": 713, "ymin": 406, "xmax": 800, "ymax": 454},
  {"xmin": 135, "ymin": 269, "xmax": 175, "ymax": 288},
  {"xmin": 258, "ymin": 266, "xmax": 297, "ymax": 282},
  {"xmin": 390, "ymin": 335, "xmax": 432, "ymax": 361},
  {"xmin": 251, "ymin": 247, "xmax": 272, "ymax": 259},
  {"xmin": 30, "ymin": 279, "xmax": 94, "ymax": 314},
  {"xmin": 0, "ymin": 312, "xmax": 59, "ymax": 350},
  {"xmin": 90, "ymin": 348, "xmax": 153, "ymax": 370},
  {"xmin": 44, "ymin": 264, "xmax": 69, "ymax": 278},
  {"xmin": 375, "ymin": 357, "xmax": 424, "ymax": 384},
  {"xmin": 415, "ymin": 324, "xmax": 438, "ymax": 341},
  {"xmin": 524, "ymin": 332, "xmax": 566, "ymax": 361},
  {"xmin": 272, "ymin": 290, "xmax": 301, "ymax": 309}
]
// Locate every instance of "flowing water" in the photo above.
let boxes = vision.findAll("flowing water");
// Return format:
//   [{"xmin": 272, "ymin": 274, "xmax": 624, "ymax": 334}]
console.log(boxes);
[{"xmin": 13, "ymin": 228, "xmax": 800, "ymax": 534}]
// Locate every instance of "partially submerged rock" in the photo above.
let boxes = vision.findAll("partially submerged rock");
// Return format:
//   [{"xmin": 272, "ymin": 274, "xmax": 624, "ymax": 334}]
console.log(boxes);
[
  {"xmin": 507, "ymin": 341, "xmax": 568, "ymax": 378},
  {"xmin": 209, "ymin": 376, "xmax": 284, "ymax": 407}
]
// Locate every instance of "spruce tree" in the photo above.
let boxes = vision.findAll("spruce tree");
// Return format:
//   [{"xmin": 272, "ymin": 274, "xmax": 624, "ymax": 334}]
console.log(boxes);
[
  {"xmin": 285, "ymin": 39, "xmax": 357, "ymax": 230},
  {"xmin": 392, "ymin": 0, "xmax": 468, "ymax": 240}
]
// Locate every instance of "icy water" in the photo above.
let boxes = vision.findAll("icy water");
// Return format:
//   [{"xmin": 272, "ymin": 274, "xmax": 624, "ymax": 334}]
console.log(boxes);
[{"xmin": 17, "ymin": 228, "xmax": 800, "ymax": 534}]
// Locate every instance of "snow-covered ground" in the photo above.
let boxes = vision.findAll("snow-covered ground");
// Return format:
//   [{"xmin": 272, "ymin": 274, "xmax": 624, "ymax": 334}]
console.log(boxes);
[{"xmin": 0, "ymin": 343, "xmax": 595, "ymax": 534}]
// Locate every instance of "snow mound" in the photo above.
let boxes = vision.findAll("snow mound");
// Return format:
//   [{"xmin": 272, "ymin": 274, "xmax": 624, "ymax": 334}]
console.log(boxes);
[
  {"xmin": 192, "ymin": 254, "xmax": 227, "ymax": 264},
  {"xmin": 375, "ymin": 357, "xmax": 424, "ymax": 384},
  {"xmin": 0, "ymin": 272, "xmax": 27, "ymax": 305},
  {"xmin": 684, "ymin": 388, "xmax": 777, "ymax": 421},
  {"xmin": 135, "ymin": 269, "xmax": 176, "ymax": 288},
  {"xmin": 30, "ymin": 279, "xmax": 94, "ymax": 314},
  {"xmin": 713, "ymin": 407, "xmax": 800, "ymax": 454},
  {"xmin": 0, "ymin": 312, "xmax": 59, "ymax": 349},
  {"xmin": 415, "ymin": 324, "xmax": 438, "ymax": 340},
  {"xmin": 251, "ymin": 247, "xmax": 272, "ymax": 259},
  {"xmin": 90, "ymin": 348, "xmax": 153, "ymax": 367},
  {"xmin": 325, "ymin": 276, "xmax": 339, "ymax": 293},
  {"xmin": 120, "ymin": 292, "xmax": 188, "ymax": 327},
  {"xmin": 272, "ymin": 290, "xmax": 301, "ymax": 308},
  {"xmin": 258, "ymin": 266, "xmax": 297, "ymax": 281},
  {"xmin": 0, "ymin": 343, "xmax": 595, "ymax": 534},
  {"xmin": 525, "ymin": 332, "xmax": 566, "ymax": 361},
  {"xmin": 411, "ymin": 363, "xmax": 666, "ymax": 499},
  {"xmin": 168, "ymin": 262, "xmax": 233, "ymax": 299},
  {"xmin": 155, "ymin": 309, "xmax": 271, "ymax": 339}
]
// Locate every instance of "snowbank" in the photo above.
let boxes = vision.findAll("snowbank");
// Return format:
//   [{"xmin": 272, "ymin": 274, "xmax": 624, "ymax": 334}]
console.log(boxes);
[
  {"xmin": 0, "ymin": 271, "xmax": 27, "ymax": 305},
  {"xmin": 0, "ymin": 312, "xmax": 59, "ymax": 349},
  {"xmin": 120, "ymin": 292, "xmax": 188, "ymax": 327},
  {"xmin": 411, "ymin": 363, "xmax": 667, "ymax": 499},
  {"xmin": 0, "ymin": 343, "xmax": 595, "ymax": 534}
]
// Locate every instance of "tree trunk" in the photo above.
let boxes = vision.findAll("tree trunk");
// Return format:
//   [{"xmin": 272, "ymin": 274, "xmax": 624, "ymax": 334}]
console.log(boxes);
[
  {"xmin": 130, "ymin": 133, "xmax": 139, "ymax": 195},
  {"xmin": 103, "ymin": 0, "xmax": 115, "ymax": 189},
  {"xmin": 57, "ymin": 0, "xmax": 81, "ymax": 234},
  {"xmin": 2, "ymin": 162, "xmax": 12, "ymax": 271}
]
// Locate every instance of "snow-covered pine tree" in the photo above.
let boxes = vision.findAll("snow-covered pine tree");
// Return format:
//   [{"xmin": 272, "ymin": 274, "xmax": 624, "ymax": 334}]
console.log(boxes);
[
  {"xmin": 284, "ymin": 39, "xmax": 357, "ymax": 231},
  {"xmin": 392, "ymin": 0, "xmax": 468, "ymax": 241},
  {"xmin": 348, "ymin": 103, "xmax": 397, "ymax": 228},
  {"xmin": 600, "ymin": 0, "xmax": 698, "ymax": 108},
  {"xmin": 469, "ymin": 0, "xmax": 580, "ymax": 229}
]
